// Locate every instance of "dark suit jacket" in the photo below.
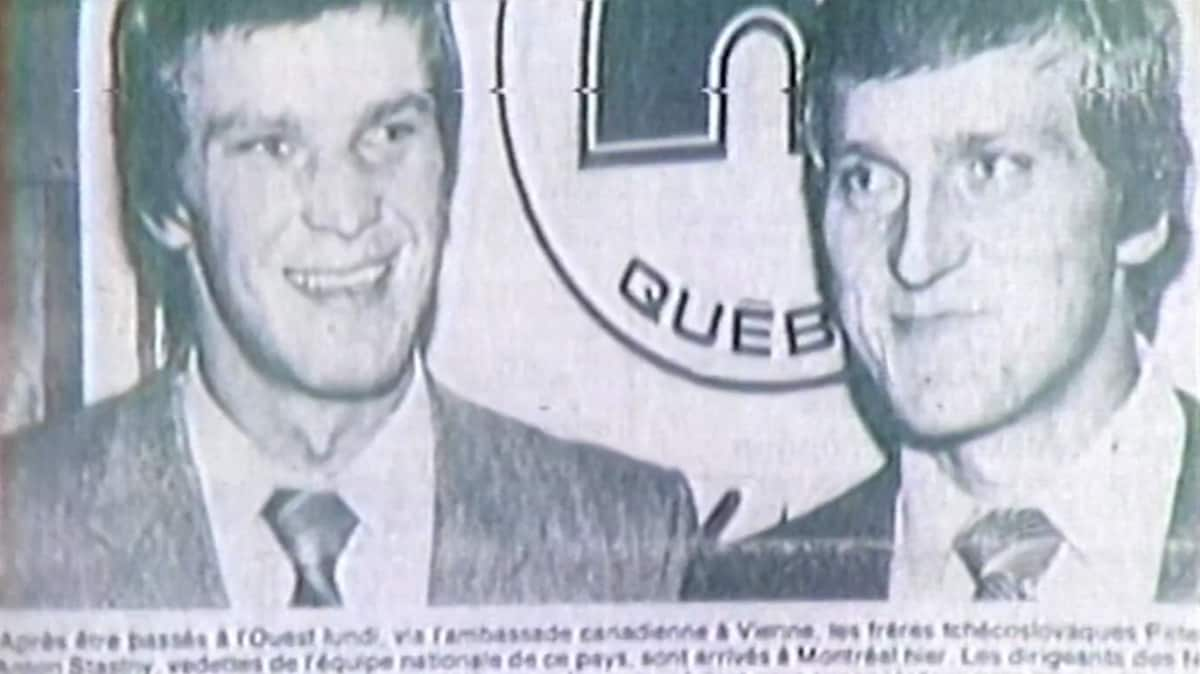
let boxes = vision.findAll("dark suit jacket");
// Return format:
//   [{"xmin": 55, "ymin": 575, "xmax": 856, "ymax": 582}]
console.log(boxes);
[
  {"xmin": 684, "ymin": 393, "xmax": 1200, "ymax": 602},
  {"xmin": 0, "ymin": 368, "xmax": 697, "ymax": 608}
]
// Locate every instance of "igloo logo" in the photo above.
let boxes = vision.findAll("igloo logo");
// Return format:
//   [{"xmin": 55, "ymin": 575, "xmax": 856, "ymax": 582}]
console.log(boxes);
[{"xmin": 497, "ymin": 0, "xmax": 843, "ymax": 391}]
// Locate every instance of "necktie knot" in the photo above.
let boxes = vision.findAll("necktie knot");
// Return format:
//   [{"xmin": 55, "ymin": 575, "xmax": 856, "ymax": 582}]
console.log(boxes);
[
  {"xmin": 262, "ymin": 488, "xmax": 359, "ymax": 607},
  {"xmin": 954, "ymin": 508, "xmax": 1063, "ymax": 601}
]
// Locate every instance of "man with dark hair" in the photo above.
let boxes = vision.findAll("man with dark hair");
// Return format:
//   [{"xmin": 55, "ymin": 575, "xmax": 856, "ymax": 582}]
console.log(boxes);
[
  {"xmin": 1, "ymin": 0, "xmax": 696, "ymax": 608},
  {"xmin": 685, "ymin": 0, "xmax": 1198, "ymax": 602}
]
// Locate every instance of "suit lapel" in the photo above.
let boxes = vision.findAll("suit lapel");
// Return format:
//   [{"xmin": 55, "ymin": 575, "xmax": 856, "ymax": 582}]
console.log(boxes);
[
  {"xmin": 777, "ymin": 461, "xmax": 898, "ymax": 599},
  {"xmin": 84, "ymin": 370, "xmax": 228, "ymax": 608},
  {"xmin": 427, "ymin": 381, "xmax": 532, "ymax": 604},
  {"xmin": 686, "ymin": 464, "xmax": 897, "ymax": 600}
]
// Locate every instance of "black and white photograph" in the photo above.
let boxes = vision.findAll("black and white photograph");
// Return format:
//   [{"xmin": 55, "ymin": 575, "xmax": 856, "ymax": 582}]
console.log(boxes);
[{"xmin": 0, "ymin": 0, "xmax": 1197, "ymax": 619}]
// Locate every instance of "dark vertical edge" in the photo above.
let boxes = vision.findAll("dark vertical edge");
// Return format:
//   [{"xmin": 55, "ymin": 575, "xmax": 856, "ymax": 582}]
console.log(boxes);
[
  {"xmin": 41, "ymin": 181, "xmax": 82, "ymax": 414},
  {"xmin": 0, "ymin": 4, "xmax": 13, "ymax": 545},
  {"xmin": 0, "ymin": 2, "xmax": 13, "ymax": 391},
  {"xmin": 135, "ymin": 252, "xmax": 160, "ymax": 376},
  {"xmin": 30, "ymin": 1, "xmax": 83, "ymax": 417}
]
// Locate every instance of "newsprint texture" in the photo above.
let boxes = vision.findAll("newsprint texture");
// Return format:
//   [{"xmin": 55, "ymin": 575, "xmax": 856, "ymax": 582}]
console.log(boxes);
[{"xmin": 1, "ymin": 0, "xmax": 1199, "ymax": 672}]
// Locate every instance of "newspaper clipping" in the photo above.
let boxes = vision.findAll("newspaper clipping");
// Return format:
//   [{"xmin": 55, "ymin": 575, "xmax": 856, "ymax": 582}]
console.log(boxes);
[{"xmin": 1, "ymin": 0, "xmax": 1199, "ymax": 672}]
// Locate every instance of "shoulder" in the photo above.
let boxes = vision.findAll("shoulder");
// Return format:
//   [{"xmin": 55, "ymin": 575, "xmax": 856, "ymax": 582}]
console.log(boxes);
[
  {"xmin": 762, "ymin": 461, "xmax": 899, "ymax": 542},
  {"xmin": 1166, "ymin": 391, "xmax": 1200, "ymax": 541},
  {"xmin": 430, "ymin": 380, "xmax": 691, "ymax": 506},
  {"xmin": 427, "ymin": 381, "xmax": 697, "ymax": 601},
  {"xmin": 1178, "ymin": 390, "xmax": 1200, "ymax": 436},
  {"xmin": 427, "ymin": 380, "xmax": 700, "ymax": 602},
  {"xmin": 4, "ymin": 370, "xmax": 178, "ymax": 496},
  {"xmin": 1168, "ymin": 390, "xmax": 1200, "ymax": 529},
  {"xmin": 5, "ymin": 369, "xmax": 175, "ymax": 484},
  {"xmin": 683, "ymin": 465, "xmax": 897, "ymax": 601},
  {"xmin": 429, "ymin": 380, "xmax": 697, "ymax": 564},
  {"xmin": 1148, "ymin": 391, "xmax": 1200, "ymax": 601},
  {"xmin": 0, "ymin": 371, "xmax": 181, "ymax": 602}
]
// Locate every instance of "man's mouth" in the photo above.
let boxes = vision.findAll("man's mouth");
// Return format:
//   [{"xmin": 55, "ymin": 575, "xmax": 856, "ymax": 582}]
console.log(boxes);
[
  {"xmin": 890, "ymin": 297, "xmax": 985, "ymax": 324},
  {"xmin": 892, "ymin": 309, "xmax": 957, "ymax": 323},
  {"xmin": 890, "ymin": 309, "xmax": 983, "ymax": 335},
  {"xmin": 283, "ymin": 257, "xmax": 394, "ymax": 298}
]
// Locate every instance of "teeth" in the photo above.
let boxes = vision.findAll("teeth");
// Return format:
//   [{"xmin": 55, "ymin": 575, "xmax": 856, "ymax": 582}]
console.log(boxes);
[{"xmin": 284, "ymin": 261, "xmax": 391, "ymax": 296}]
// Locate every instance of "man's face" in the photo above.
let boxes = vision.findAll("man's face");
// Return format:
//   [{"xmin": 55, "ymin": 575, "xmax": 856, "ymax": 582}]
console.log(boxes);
[
  {"xmin": 175, "ymin": 8, "xmax": 447, "ymax": 398},
  {"xmin": 821, "ymin": 44, "xmax": 1123, "ymax": 440}
]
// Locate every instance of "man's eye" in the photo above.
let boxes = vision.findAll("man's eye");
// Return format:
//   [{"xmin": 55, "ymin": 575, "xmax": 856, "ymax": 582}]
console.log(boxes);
[
  {"xmin": 963, "ymin": 152, "xmax": 1032, "ymax": 194},
  {"xmin": 357, "ymin": 119, "xmax": 421, "ymax": 162},
  {"xmin": 364, "ymin": 121, "xmax": 417, "ymax": 146},
  {"xmin": 235, "ymin": 136, "xmax": 294, "ymax": 160},
  {"xmin": 842, "ymin": 167, "xmax": 870, "ymax": 193},
  {"xmin": 835, "ymin": 161, "xmax": 905, "ymax": 213},
  {"xmin": 383, "ymin": 122, "xmax": 416, "ymax": 142}
]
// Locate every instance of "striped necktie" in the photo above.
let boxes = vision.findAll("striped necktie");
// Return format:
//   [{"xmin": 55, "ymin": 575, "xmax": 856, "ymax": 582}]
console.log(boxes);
[
  {"xmin": 261, "ymin": 489, "xmax": 359, "ymax": 607},
  {"xmin": 953, "ymin": 508, "xmax": 1064, "ymax": 600}
]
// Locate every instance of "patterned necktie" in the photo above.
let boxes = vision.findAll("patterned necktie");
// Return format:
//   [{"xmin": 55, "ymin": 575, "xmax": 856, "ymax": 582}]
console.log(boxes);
[
  {"xmin": 261, "ymin": 489, "xmax": 359, "ymax": 607},
  {"xmin": 953, "ymin": 508, "xmax": 1064, "ymax": 600}
]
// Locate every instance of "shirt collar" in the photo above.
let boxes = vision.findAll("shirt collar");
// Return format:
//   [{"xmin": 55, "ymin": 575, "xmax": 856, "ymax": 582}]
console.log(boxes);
[
  {"xmin": 1039, "ymin": 346, "xmax": 1183, "ymax": 595},
  {"xmin": 182, "ymin": 350, "xmax": 436, "ymax": 532},
  {"xmin": 895, "ymin": 342, "xmax": 1185, "ymax": 597}
]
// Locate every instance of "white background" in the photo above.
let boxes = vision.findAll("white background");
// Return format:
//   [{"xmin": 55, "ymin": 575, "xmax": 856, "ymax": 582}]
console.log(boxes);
[{"xmin": 79, "ymin": 0, "xmax": 1200, "ymax": 540}]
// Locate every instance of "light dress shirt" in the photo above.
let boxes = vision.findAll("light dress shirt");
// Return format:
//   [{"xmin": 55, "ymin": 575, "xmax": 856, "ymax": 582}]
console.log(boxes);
[
  {"xmin": 890, "ymin": 349, "xmax": 1186, "ymax": 603},
  {"xmin": 183, "ymin": 352, "xmax": 436, "ymax": 609}
]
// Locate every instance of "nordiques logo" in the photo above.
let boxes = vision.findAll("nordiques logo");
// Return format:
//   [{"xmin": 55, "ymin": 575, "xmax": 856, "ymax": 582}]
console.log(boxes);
[{"xmin": 497, "ymin": 0, "xmax": 842, "ymax": 391}]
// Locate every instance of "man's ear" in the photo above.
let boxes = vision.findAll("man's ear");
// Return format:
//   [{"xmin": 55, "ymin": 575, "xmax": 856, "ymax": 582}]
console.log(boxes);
[
  {"xmin": 1116, "ymin": 213, "xmax": 1170, "ymax": 267},
  {"xmin": 139, "ymin": 204, "xmax": 195, "ymax": 252}
]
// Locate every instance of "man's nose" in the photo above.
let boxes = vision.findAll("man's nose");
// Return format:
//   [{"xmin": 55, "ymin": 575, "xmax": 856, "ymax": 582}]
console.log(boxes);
[
  {"xmin": 888, "ymin": 181, "xmax": 969, "ymax": 290},
  {"xmin": 301, "ymin": 157, "xmax": 382, "ymax": 239}
]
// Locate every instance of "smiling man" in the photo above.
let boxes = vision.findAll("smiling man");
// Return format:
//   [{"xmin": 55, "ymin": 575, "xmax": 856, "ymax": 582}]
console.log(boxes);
[
  {"xmin": 685, "ymin": 0, "xmax": 1198, "ymax": 602},
  {"xmin": 0, "ymin": 0, "xmax": 696, "ymax": 609}
]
